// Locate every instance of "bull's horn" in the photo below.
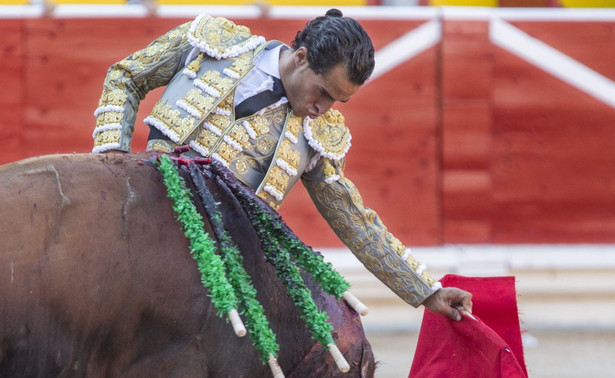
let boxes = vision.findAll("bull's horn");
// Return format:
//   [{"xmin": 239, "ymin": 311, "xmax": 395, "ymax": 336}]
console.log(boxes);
[
  {"xmin": 228, "ymin": 309, "xmax": 247, "ymax": 337},
  {"xmin": 328, "ymin": 343, "xmax": 350, "ymax": 373},
  {"xmin": 343, "ymin": 291, "xmax": 368, "ymax": 316}
]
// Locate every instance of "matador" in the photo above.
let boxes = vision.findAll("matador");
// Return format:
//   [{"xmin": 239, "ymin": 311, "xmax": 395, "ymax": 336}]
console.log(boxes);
[{"xmin": 92, "ymin": 11, "xmax": 472, "ymax": 317}]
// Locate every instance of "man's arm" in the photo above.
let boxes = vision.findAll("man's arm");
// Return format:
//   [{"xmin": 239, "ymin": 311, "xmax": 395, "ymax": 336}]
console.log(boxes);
[
  {"xmin": 301, "ymin": 156, "xmax": 472, "ymax": 319},
  {"xmin": 301, "ymin": 157, "xmax": 438, "ymax": 307},
  {"xmin": 92, "ymin": 21, "xmax": 194, "ymax": 153}
]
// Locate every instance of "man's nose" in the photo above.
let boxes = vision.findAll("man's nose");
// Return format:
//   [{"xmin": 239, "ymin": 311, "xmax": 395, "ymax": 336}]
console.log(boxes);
[{"xmin": 315, "ymin": 98, "xmax": 334, "ymax": 115}]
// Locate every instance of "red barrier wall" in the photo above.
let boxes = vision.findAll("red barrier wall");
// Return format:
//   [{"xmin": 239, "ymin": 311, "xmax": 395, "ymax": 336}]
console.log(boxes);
[
  {"xmin": 1, "ymin": 10, "xmax": 614, "ymax": 246},
  {"xmin": 439, "ymin": 18, "xmax": 615, "ymax": 244},
  {"xmin": 0, "ymin": 19, "xmax": 25, "ymax": 161}
]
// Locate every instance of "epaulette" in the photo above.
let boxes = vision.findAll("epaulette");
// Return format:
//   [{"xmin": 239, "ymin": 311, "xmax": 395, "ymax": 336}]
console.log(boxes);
[
  {"xmin": 187, "ymin": 14, "xmax": 266, "ymax": 60},
  {"xmin": 304, "ymin": 109, "xmax": 352, "ymax": 161}
]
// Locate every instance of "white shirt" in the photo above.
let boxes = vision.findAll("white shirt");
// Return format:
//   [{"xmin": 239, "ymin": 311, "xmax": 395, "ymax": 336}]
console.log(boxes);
[{"xmin": 233, "ymin": 44, "xmax": 288, "ymax": 106}]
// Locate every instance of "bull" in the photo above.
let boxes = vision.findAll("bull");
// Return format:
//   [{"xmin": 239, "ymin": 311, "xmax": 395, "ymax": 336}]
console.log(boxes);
[{"xmin": 0, "ymin": 152, "xmax": 375, "ymax": 377}]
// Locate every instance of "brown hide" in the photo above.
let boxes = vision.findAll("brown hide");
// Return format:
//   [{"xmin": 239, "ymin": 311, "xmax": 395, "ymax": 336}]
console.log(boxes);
[{"xmin": 0, "ymin": 153, "xmax": 374, "ymax": 377}]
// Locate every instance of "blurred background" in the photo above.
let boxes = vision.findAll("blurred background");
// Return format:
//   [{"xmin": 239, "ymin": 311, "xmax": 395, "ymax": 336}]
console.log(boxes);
[{"xmin": 1, "ymin": 0, "xmax": 614, "ymax": 376}]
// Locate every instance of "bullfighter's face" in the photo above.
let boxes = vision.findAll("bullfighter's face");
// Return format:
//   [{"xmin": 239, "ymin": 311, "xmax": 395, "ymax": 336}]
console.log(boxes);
[{"xmin": 280, "ymin": 47, "xmax": 361, "ymax": 119}]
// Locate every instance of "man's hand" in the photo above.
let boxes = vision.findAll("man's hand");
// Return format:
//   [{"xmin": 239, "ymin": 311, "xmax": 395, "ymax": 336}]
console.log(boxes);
[{"xmin": 422, "ymin": 287, "xmax": 473, "ymax": 321}]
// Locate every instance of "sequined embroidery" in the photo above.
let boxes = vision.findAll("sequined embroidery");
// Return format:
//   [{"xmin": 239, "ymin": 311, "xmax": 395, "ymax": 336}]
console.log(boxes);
[
  {"xmin": 257, "ymin": 113, "xmax": 304, "ymax": 209},
  {"xmin": 192, "ymin": 113, "xmax": 231, "ymax": 157},
  {"xmin": 235, "ymin": 156, "xmax": 256, "ymax": 174},
  {"xmin": 97, "ymin": 89, "xmax": 128, "ymax": 109},
  {"xmin": 145, "ymin": 100, "xmax": 197, "ymax": 143},
  {"xmin": 95, "ymin": 111, "xmax": 122, "ymax": 128},
  {"xmin": 223, "ymin": 52, "xmax": 253, "ymax": 79},
  {"xmin": 167, "ymin": 50, "xmax": 256, "ymax": 144},
  {"xmin": 176, "ymin": 88, "xmax": 216, "ymax": 119},
  {"xmin": 93, "ymin": 129, "xmax": 121, "ymax": 147},
  {"xmin": 194, "ymin": 70, "xmax": 235, "ymax": 98},
  {"xmin": 304, "ymin": 109, "xmax": 351, "ymax": 161},
  {"xmin": 187, "ymin": 14, "xmax": 266, "ymax": 60},
  {"xmin": 256, "ymin": 135, "xmax": 277, "ymax": 155},
  {"xmin": 146, "ymin": 139, "xmax": 174, "ymax": 152}
]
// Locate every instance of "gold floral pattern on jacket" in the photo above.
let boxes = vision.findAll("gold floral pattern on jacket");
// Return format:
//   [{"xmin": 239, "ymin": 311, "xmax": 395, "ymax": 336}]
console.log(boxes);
[
  {"xmin": 93, "ymin": 21, "xmax": 193, "ymax": 152},
  {"xmin": 151, "ymin": 49, "xmax": 254, "ymax": 144},
  {"xmin": 301, "ymin": 158, "xmax": 436, "ymax": 307}
]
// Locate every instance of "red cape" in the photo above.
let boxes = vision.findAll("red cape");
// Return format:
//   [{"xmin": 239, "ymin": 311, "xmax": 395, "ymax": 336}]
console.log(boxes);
[{"xmin": 409, "ymin": 275, "xmax": 528, "ymax": 377}]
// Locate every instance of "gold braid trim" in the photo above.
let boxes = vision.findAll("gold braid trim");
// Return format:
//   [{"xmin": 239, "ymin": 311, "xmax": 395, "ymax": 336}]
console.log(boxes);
[
  {"xmin": 304, "ymin": 109, "xmax": 351, "ymax": 161},
  {"xmin": 256, "ymin": 113, "xmax": 302, "ymax": 209},
  {"xmin": 187, "ymin": 14, "xmax": 266, "ymax": 59},
  {"xmin": 388, "ymin": 235, "xmax": 436, "ymax": 287}
]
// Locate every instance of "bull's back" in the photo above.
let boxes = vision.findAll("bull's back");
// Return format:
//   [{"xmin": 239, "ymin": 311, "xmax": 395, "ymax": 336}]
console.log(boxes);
[{"xmin": 0, "ymin": 153, "xmax": 215, "ymax": 376}]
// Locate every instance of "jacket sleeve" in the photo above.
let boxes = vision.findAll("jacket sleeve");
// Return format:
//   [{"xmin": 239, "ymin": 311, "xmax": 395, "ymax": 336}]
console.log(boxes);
[
  {"xmin": 92, "ymin": 21, "xmax": 194, "ymax": 153},
  {"xmin": 301, "ymin": 156, "xmax": 441, "ymax": 307}
]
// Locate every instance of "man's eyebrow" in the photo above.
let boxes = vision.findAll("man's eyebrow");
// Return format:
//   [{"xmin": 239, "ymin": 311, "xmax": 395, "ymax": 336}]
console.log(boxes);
[{"xmin": 322, "ymin": 87, "xmax": 350, "ymax": 103}]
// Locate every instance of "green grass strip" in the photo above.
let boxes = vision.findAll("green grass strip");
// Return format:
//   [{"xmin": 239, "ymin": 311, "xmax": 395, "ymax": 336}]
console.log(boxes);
[
  {"xmin": 155, "ymin": 154, "xmax": 237, "ymax": 316},
  {"xmin": 259, "ymin": 213, "xmax": 350, "ymax": 299},
  {"xmin": 253, "ymin": 212, "xmax": 335, "ymax": 349},
  {"xmin": 188, "ymin": 164, "xmax": 279, "ymax": 363}
]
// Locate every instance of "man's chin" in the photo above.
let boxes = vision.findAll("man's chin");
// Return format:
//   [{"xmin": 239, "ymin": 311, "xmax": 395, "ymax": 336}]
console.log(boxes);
[{"xmin": 291, "ymin": 109, "xmax": 308, "ymax": 118}]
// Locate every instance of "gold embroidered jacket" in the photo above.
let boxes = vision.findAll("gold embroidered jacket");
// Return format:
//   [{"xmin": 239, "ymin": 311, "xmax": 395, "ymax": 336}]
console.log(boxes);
[{"xmin": 92, "ymin": 14, "xmax": 440, "ymax": 307}]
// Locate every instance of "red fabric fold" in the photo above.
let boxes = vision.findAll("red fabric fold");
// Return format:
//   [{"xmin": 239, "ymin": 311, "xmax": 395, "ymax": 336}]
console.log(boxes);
[{"xmin": 409, "ymin": 274, "xmax": 528, "ymax": 378}]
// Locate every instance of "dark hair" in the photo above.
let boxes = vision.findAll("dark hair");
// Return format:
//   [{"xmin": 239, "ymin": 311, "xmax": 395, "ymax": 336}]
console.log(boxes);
[{"xmin": 291, "ymin": 8, "xmax": 375, "ymax": 85}]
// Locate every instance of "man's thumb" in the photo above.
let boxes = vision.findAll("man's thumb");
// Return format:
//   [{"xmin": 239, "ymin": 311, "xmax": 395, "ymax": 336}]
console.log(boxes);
[{"xmin": 449, "ymin": 307, "xmax": 462, "ymax": 321}]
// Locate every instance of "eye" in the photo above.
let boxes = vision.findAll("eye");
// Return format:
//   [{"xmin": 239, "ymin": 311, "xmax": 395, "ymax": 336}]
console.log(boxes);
[{"xmin": 319, "ymin": 87, "xmax": 334, "ymax": 102}]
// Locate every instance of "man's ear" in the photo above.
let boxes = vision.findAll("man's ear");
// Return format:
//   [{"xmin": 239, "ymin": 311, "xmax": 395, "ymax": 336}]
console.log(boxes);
[{"xmin": 294, "ymin": 47, "xmax": 308, "ymax": 67}]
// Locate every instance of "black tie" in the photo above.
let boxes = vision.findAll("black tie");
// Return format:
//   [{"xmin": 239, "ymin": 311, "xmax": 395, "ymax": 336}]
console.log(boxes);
[{"xmin": 235, "ymin": 77, "xmax": 286, "ymax": 119}]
